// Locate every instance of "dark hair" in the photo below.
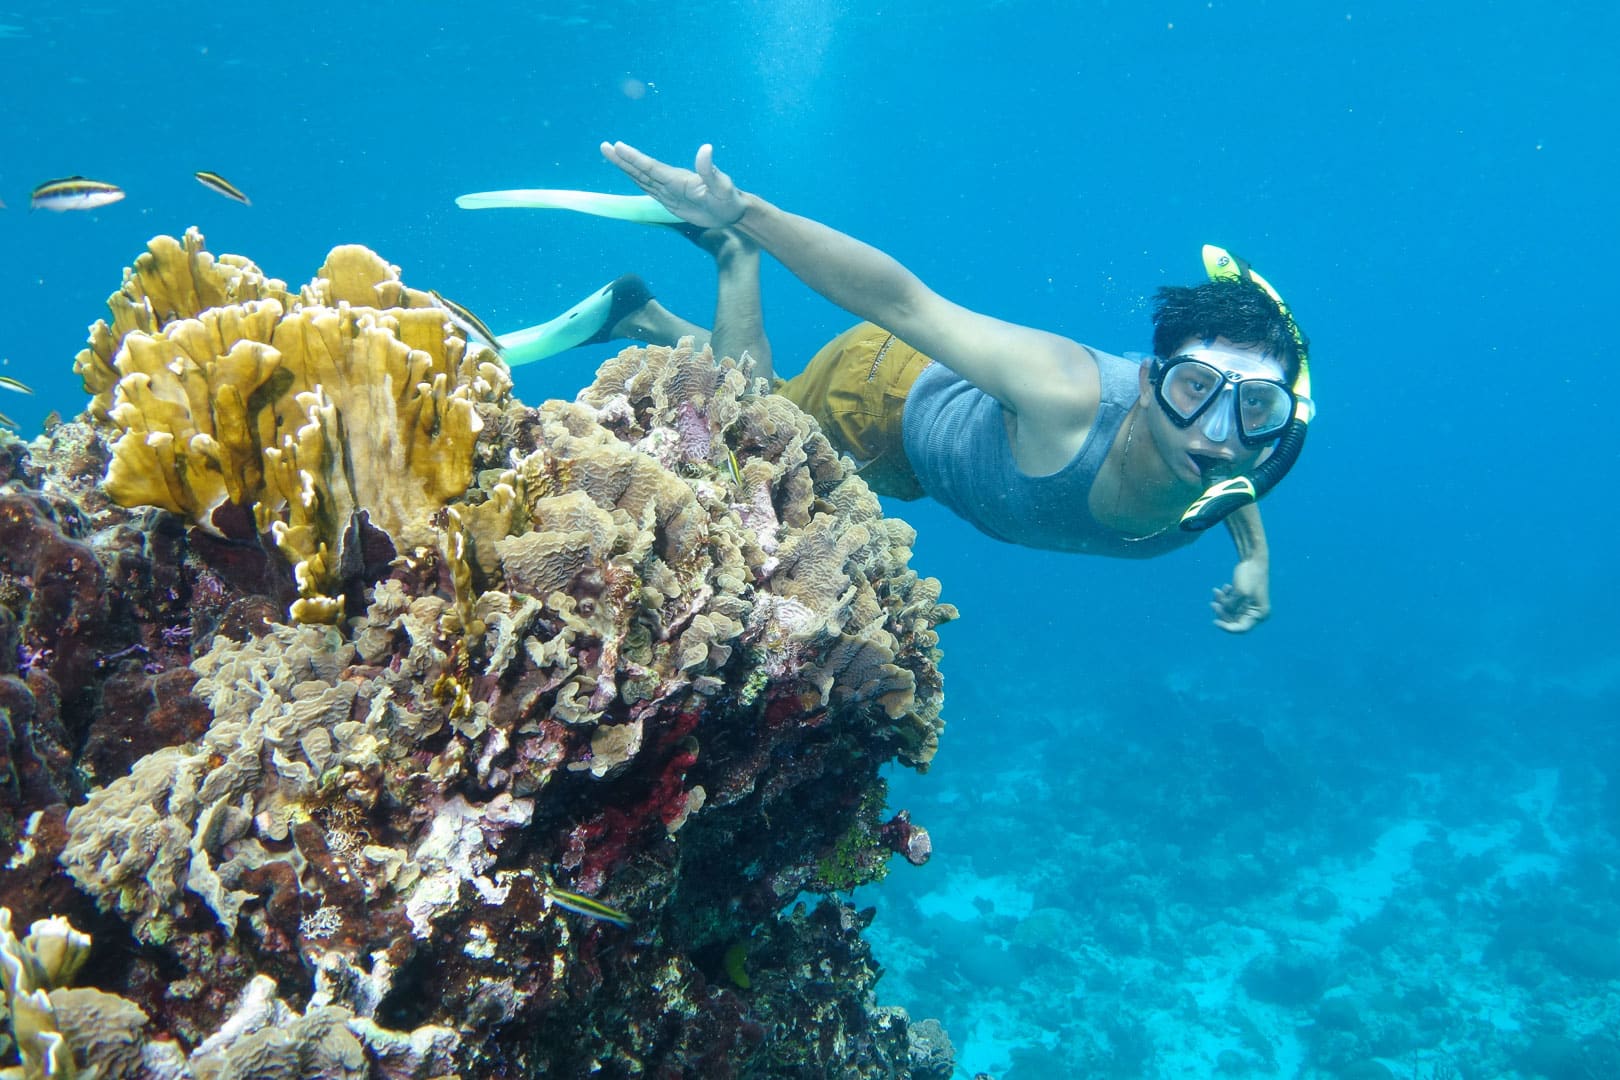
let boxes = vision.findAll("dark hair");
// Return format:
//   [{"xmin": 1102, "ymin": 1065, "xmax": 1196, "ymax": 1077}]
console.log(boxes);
[{"xmin": 1151, "ymin": 280, "xmax": 1306, "ymax": 384}]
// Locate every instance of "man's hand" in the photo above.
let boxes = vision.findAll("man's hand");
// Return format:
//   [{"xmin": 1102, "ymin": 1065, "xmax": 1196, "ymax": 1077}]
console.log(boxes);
[
  {"xmin": 1212, "ymin": 557, "xmax": 1270, "ymax": 633},
  {"xmin": 600, "ymin": 142, "xmax": 747, "ymax": 229}
]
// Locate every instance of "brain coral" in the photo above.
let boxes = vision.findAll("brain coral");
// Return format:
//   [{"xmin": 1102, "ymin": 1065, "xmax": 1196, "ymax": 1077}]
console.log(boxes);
[{"xmin": 12, "ymin": 233, "xmax": 959, "ymax": 1076}]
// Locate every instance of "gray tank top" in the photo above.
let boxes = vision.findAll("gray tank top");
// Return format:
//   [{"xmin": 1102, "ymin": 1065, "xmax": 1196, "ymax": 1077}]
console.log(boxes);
[{"xmin": 900, "ymin": 349, "xmax": 1199, "ymax": 559}]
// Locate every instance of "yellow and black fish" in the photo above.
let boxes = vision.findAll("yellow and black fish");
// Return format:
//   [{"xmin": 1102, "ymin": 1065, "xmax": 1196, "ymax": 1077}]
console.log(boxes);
[
  {"xmin": 194, "ymin": 171, "xmax": 251, "ymax": 205},
  {"xmin": 430, "ymin": 290, "xmax": 503, "ymax": 353},
  {"xmin": 31, "ymin": 176, "xmax": 125, "ymax": 212},
  {"xmin": 543, "ymin": 884, "xmax": 632, "ymax": 928}
]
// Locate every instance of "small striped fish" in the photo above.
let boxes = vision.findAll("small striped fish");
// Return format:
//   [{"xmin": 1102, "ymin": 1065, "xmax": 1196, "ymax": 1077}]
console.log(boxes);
[
  {"xmin": 31, "ymin": 176, "xmax": 125, "ymax": 212},
  {"xmin": 431, "ymin": 290, "xmax": 503, "ymax": 353},
  {"xmin": 0, "ymin": 373, "xmax": 35, "ymax": 429},
  {"xmin": 194, "ymin": 170, "xmax": 251, "ymax": 205},
  {"xmin": 543, "ymin": 884, "xmax": 632, "ymax": 928}
]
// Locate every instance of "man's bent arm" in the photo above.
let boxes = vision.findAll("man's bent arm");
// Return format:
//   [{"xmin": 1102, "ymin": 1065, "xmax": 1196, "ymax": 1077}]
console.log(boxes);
[
  {"xmin": 1211, "ymin": 501, "xmax": 1273, "ymax": 632},
  {"xmin": 1223, "ymin": 502, "xmax": 1270, "ymax": 565}
]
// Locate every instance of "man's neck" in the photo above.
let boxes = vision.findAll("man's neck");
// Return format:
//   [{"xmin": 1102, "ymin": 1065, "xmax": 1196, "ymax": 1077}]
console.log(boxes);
[{"xmin": 1096, "ymin": 405, "xmax": 1198, "ymax": 533}]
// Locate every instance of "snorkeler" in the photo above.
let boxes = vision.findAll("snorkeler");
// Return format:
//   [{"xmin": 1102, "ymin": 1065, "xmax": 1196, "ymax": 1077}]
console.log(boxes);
[{"xmin": 481, "ymin": 142, "xmax": 1314, "ymax": 634}]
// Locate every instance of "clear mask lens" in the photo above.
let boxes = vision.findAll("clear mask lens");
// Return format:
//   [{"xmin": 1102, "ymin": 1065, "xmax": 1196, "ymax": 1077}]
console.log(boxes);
[
  {"xmin": 1237, "ymin": 382, "xmax": 1292, "ymax": 441},
  {"xmin": 1160, "ymin": 360, "xmax": 1224, "ymax": 422}
]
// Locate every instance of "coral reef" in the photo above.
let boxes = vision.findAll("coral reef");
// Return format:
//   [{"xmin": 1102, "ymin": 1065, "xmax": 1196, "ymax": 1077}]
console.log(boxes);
[{"xmin": 0, "ymin": 231, "xmax": 956, "ymax": 1077}]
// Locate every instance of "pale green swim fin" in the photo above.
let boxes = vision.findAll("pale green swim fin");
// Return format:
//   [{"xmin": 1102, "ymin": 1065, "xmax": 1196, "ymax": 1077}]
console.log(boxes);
[
  {"xmin": 455, "ymin": 188, "xmax": 683, "ymax": 224},
  {"xmin": 497, "ymin": 274, "xmax": 654, "ymax": 367}
]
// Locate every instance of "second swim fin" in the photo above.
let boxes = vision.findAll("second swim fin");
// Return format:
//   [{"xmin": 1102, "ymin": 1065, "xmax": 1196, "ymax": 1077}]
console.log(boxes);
[{"xmin": 497, "ymin": 274, "xmax": 654, "ymax": 367}]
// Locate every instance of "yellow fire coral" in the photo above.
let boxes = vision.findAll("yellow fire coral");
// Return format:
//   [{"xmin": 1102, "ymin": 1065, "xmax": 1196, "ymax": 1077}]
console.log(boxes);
[
  {"xmin": 73, "ymin": 229, "xmax": 296, "ymax": 423},
  {"xmin": 80, "ymin": 229, "xmax": 512, "ymax": 622}
]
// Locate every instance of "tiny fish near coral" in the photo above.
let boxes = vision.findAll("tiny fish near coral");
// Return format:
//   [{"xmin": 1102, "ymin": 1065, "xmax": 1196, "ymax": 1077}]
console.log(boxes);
[
  {"xmin": 431, "ymin": 289, "xmax": 504, "ymax": 353},
  {"xmin": 543, "ymin": 884, "xmax": 632, "ymax": 928}
]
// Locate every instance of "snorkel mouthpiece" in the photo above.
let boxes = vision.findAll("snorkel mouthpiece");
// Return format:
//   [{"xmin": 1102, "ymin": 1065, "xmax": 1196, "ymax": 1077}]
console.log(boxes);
[
  {"xmin": 1178, "ymin": 245, "xmax": 1314, "ymax": 532},
  {"xmin": 1193, "ymin": 454, "xmax": 1234, "ymax": 484}
]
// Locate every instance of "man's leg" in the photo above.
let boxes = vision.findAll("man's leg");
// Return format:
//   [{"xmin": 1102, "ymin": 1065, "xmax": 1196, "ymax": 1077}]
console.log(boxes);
[
  {"xmin": 499, "ymin": 227, "xmax": 775, "ymax": 379},
  {"xmin": 586, "ymin": 228, "xmax": 774, "ymax": 379},
  {"xmin": 693, "ymin": 229, "xmax": 774, "ymax": 382},
  {"xmin": 607, "ymin": 291, "xmax": 710, "ymax": 349}
]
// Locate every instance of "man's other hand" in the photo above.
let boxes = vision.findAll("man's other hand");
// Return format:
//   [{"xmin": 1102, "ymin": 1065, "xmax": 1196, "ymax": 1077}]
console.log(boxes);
[{"xmin": 1212, "ymin": 558, "xmax": 1270, "ymax": 633}]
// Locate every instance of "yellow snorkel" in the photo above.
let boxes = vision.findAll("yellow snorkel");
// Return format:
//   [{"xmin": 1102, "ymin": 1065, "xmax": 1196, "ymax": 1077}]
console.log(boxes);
[{"xmin": 1177, "ymin": 245, "xmax": 1315, "ymax": 531}]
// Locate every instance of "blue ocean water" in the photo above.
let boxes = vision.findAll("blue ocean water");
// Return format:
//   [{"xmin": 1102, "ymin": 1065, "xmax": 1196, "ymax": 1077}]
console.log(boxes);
[{"xmin": 3, "ymin": 3, "xmax": 1615, "ymax": 1076}]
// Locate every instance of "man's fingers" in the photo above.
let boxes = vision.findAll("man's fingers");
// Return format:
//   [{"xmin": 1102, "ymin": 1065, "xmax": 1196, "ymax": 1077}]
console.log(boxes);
[
  {"xmin": 601, "ymin": 140, "xmax": 633, "ymax": 171},
  {"xmin": 602, "ymin": 140, "xmax": 662, "ymax": 185},
  {"xmin": 1211, "ymin": 587, "xmax": 1262, "ymax": 625},
  {"xmin": 604, "ymin": 140, "xmax": 648, "ymax": 167},
  {"xmin": 693, "ymin": 150, "xmax": 732, "ymax": 205},
  {"xmin": 603, "ymin": 142, "xmax": 731, "ymax": 211},
  {"xmin": 1213, "ymin": 606, "xmax": 1259, "ymax": 631},
  {"xmin": 695, "ymin": 143, "xmax": 727, "ymax": 184}
]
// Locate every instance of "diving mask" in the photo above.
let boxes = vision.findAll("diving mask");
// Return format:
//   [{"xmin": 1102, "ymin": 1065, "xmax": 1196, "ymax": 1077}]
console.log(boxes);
[{"xmin": 1153, "ymin": 353, "xmax": 1294, "ymax": 448}]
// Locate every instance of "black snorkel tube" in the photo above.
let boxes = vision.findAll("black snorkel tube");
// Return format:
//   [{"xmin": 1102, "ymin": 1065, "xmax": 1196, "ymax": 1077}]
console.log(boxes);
[{"xmin": 1177, "ymin": 244, "xmax": 1315, "ymax": 532}]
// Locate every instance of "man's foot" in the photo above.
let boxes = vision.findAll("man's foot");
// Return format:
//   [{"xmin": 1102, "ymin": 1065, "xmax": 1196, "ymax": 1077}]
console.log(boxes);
[
  {"xmin": 570, "ymin": 273, "xmax": 710, "ymax": 347},
  {"xmin": 496, "ymin": 273, "xmax": 708, "ymax": 366},
  {"xmin": 578, "ymin": 273, "xmax": 656, "ymax": 345},
  {"xmin": 675, "ymin": 224, "xmax": 759, "ymax": 262}
]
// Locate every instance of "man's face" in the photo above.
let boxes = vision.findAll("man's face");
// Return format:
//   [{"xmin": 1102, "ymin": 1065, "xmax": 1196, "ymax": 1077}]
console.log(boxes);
[{"xmin": 1138, "ymin": 336, "xmax": 1287, "ymax": 488}]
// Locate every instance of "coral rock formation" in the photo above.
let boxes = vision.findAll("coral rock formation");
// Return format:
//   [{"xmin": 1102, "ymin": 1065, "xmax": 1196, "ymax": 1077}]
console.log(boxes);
[{"xmin": 0, "ymin": 231, "xmax": 957, "ymax": 1077}]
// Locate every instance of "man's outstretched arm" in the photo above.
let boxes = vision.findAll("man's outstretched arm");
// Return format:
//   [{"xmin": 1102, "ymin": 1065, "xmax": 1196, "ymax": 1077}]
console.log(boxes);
[{"xmin": 601, "ymin": 141, "xmax": 1095, "ymax": 420}]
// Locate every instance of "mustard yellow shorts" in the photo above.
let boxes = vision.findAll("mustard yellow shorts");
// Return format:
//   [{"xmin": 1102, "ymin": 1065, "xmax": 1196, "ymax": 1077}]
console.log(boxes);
[{"xmin": 776, "ymin": 323, "xmax": 932, "ymax": 501}]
